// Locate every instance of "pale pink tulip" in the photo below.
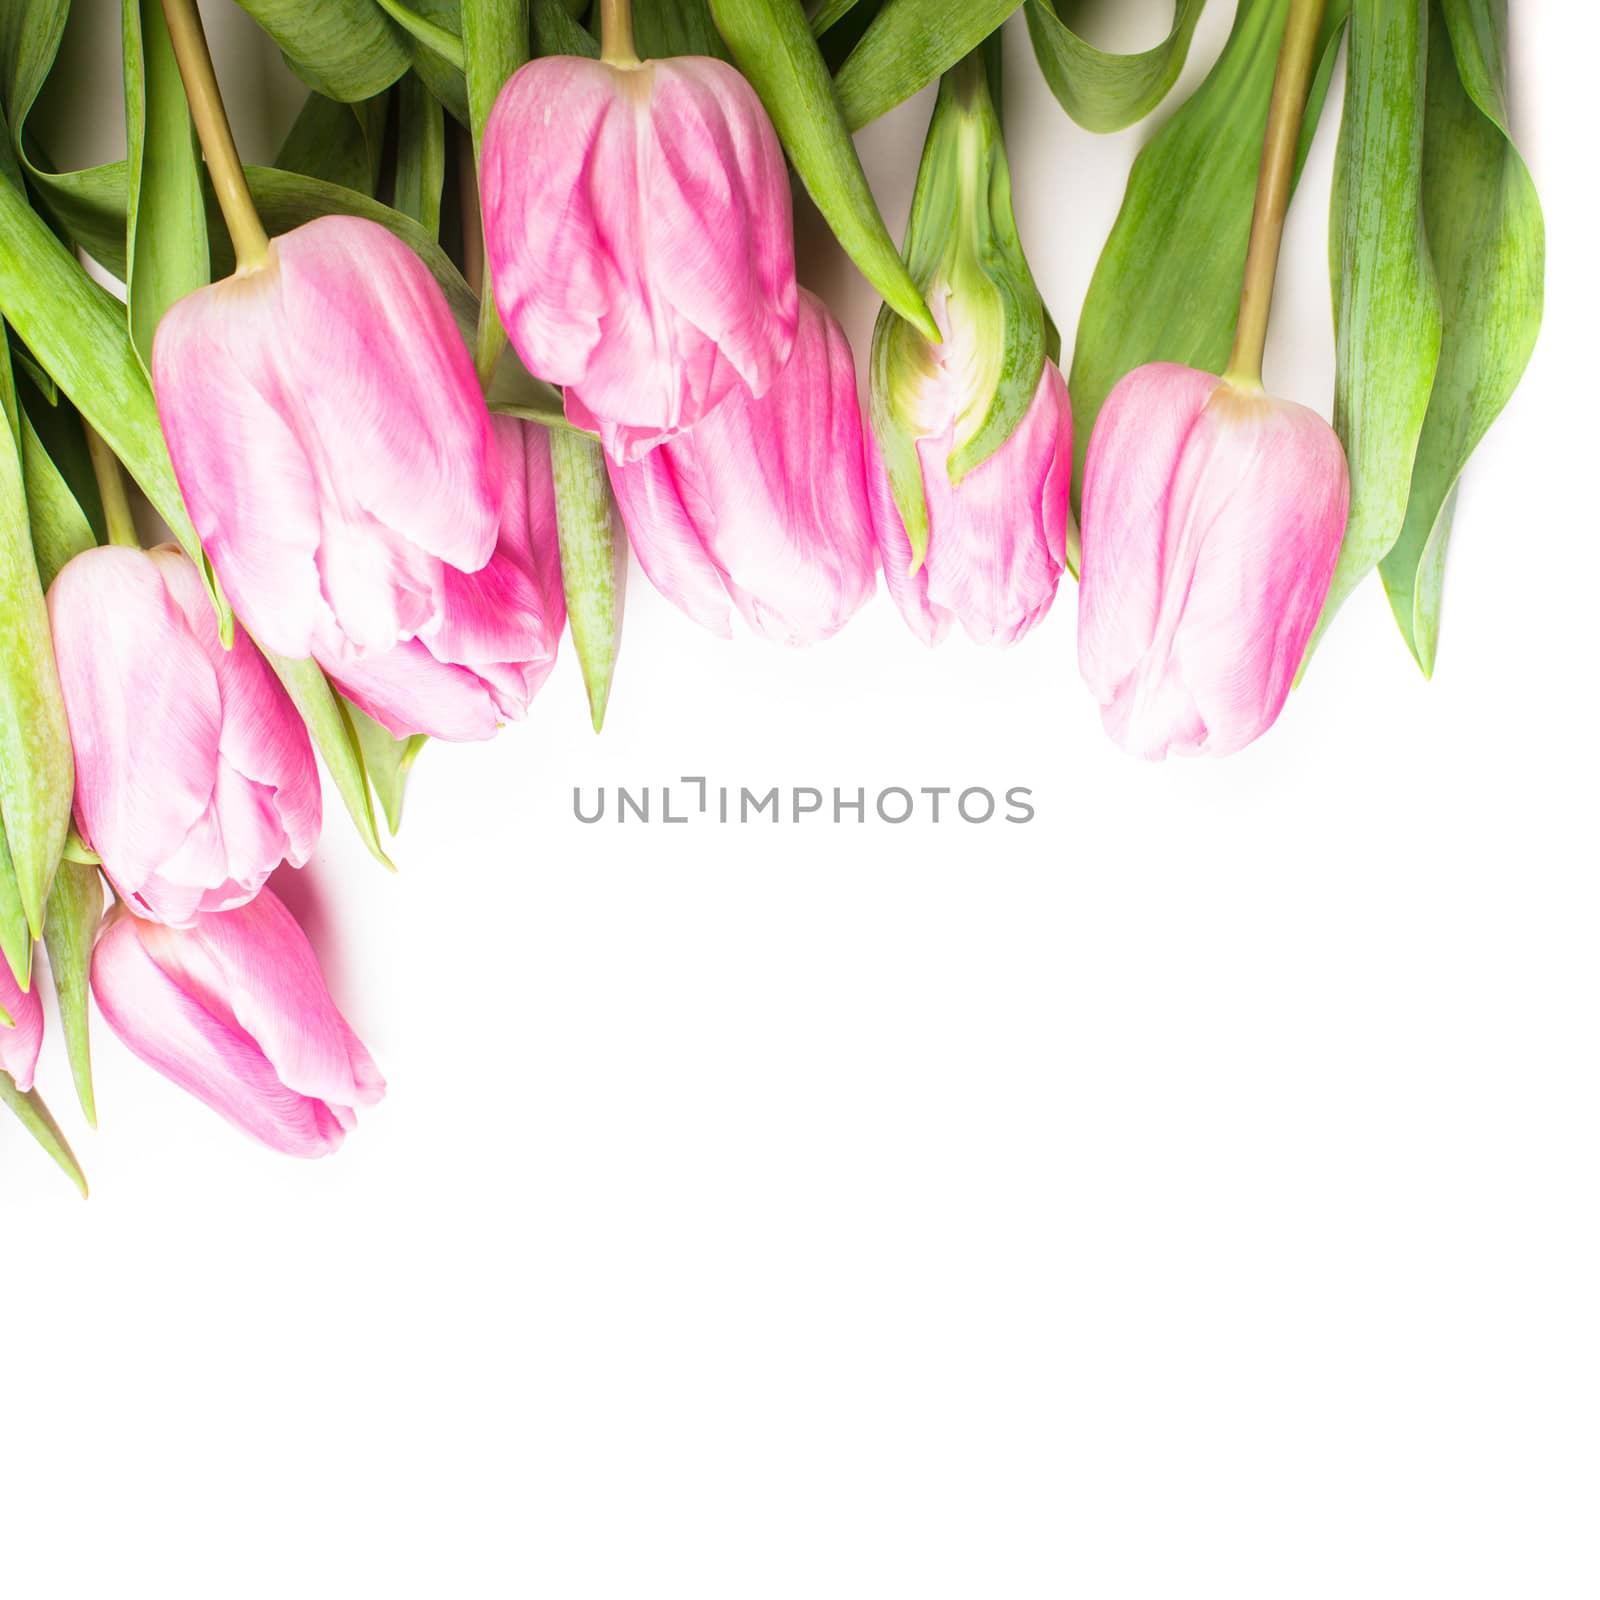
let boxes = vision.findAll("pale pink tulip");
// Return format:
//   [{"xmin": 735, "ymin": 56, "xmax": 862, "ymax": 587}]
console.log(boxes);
[
  {"xmin": 153, "ymin": 215, "xmax": 502, "ymax": 672},
  {"xmin": 48, "ymin": 546, "xmax": 320, "ymax": 927},
  {"xmin": 877, "ymin": 354, "xmax": 1072, "ymax": 647},
  {"xmin": 607, "ymin": 291, "xmax": 877, "ymax": 644},
  {"xmin": 481, "ymin": 54, "xmax": 798, "ymax": 464},
  {"xmin": 1077, "ymin": 362, "xmax": 1350, "ymax": 760},
  {"xmin": 0, "ymin": 959, "xmax": 43, "ymax": 1092},
  {"xmin": 91, "ymin": 892, "xmax": 382, "ymax": 1157},
  {"xmin": 329, "ymin": 417, "xmax": 567, "ymax": 739}
]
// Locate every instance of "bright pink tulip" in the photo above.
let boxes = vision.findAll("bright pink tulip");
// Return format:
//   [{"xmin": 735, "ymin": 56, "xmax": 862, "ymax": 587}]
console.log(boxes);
[
  {"xmin": 329, "ymin": 418, "xmax": 567, "ymax": 740},
  {"xmin": 607, "ymin": 291, "xmax": 877, "ymax": 645},
  {"xmin": 1077, "ymin": 363, "xmax": 1350, "ymax": 760},
  {"xmin": 153, "ymin": 215, "xmax": 503, "ymax": 671},
  {"xmin": 91, "ymin": 891, "xmax": 382, "ymax": 1157},
  {"xmin": 876, "ymin": 356, "xmax": 1072, "ymax": 647},
  {"xmin": 0, "ymin": 960, "xmax": 43, "ymax": 1092},
  {"xmin": 481, "ymin": 54, "xmax": 798, "ymax": 464},
  {"xmin": 48, "ymin": 546, "xmax": 320, "ymax": 927}
]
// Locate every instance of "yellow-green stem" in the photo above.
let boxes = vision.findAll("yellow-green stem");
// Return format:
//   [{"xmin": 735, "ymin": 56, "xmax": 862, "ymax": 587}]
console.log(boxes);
[
  {"xmin": 159, "ymin": 0, "xmax": 270, "ymax": 271},
  {"xmin": 599, "ymin": 0, "xmax": 638, "ymax": 65},
  {"xmin": 84, "ymin": 425, "xmax": 141, "ymax": 549},
  {"xmin": 1224, "ymin": 0, "xmax": 1327, "ymax": 387}
]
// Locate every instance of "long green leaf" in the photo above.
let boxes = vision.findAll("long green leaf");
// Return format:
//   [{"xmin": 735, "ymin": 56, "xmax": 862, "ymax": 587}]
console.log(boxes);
[
  {"xmin": 1377, "ymin": 0, "xmax": 1542, "ymax": 674},
  {"xmin": 1309, "ymin": 0, "xmax": 1440, "ymax": 653},
  {"xmin": 0, "ymin": 341, "xmax": 71, "ymax": 938},
  {"xmin": 393, "ymin": 73, "xmax": 447, "ymax": 237},
  {"xmin": 833, "ymin": 0, "xmax": 1020, "ymax": 131},
  {"xmin": 18, "ymin": 381, "xmax": 105, "ymax": 547},
  {"xmin": 264, "ymin": 650, "xmax": 395, "ymax": 870},
  {"xmin": 375, "ymin": 0, "xmax": 467, "ymax": 68},
  {"xmin": 125, "ymin": 0, "xmax": 210, "ymax": 372},
  {"xmin": 274, "ymin": 89, "xmax": 391, "ymax": 196},
  {"xmin": 20, "ymin": 411, "xmax": 96, "ymax": 591},
  {"xmin": 634, "ymin": 0, "xmax": 731, "ymax": 60},
  {"xmin": 0, "ymin": 813, "xmax": 31, "ymax": 988},
  {"xmin": 551, "ymin": 428, "xmax": 625, "ymax": 733},
  {"xmin": 231, "ymin": 0, "xmax": 410, "ymax": 101},
  {"xmin": 1024, "ymin": 0, "xmax": 1208, "ymax": 133},
  {"xmin": 0, "ymin": 1073, "xmax": 87, "ymax": 1195},
  {"xmin": 1066, "ymin": 0, "xmax": 1348, "ymax": 526},
  {"xmin": 707, "ymin": 0, "xmax": 936, "ymax": 339},
  {"xmin": 42, "ymin": 858, "xmax": 101, "ymax": 1126}
]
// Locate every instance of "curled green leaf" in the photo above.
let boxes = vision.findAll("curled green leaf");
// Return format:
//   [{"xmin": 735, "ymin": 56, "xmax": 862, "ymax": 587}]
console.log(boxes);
[{"xmin": 231, "ymin": 0, "xmax": 410, "ymax": 101}]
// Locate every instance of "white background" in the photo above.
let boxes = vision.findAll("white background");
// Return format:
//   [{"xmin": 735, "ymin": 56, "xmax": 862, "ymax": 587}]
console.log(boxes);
[{"xmin": 5, "ymin": 2, "xmax": 1596, "ymax": 1595}]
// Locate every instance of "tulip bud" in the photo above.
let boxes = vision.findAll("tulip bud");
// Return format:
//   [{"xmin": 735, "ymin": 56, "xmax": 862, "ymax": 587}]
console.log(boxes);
[
  {"xmin": 608, "ymin": 290, "xmax": 878, "ymax": 645},
  {"xmin": 91, "ymin": 891, "xmax": 383, "ymax": 1157},
  {"xmin": 328, "ymin": 417, "xmax": 567, "ymax": 741},
  {"xmin": 870, "ymin": 51, "xmax": 1069, "ymax": 645},
  {"xmin": 153, "ymin": 215, "xmax": 503, "ymax": 672},
  {"xmin": 1077, "ymin": 362, "xmax": 1350, "ymax": 759},
  {"xmin": 0, "ymin": 956, "xmax": 43, "ymax": 1092},
  {"xmin": 48, "ymin": 545, "xmax": 321, "ymax": 927},
  {"xmin": 480, "ymin": 53, "xmax": 798, "ymax": 464}
]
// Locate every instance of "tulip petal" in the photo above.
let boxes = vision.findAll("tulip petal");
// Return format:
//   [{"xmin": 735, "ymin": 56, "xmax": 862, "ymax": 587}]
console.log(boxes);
[{"xmin": 0, "ymin": 958, "xmax": 44, "ymax": 1092}]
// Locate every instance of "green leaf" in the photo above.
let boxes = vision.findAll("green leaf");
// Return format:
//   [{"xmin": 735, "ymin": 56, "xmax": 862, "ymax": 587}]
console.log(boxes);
[
  {"xmin": 17, "ymin": 380, "xmax": 105, "ymax": 546},
  {"xmin": 263, "ymin": 649, "xmax": 395, "ymax": 870},
  {"xmin": 462, "ymin": 0, "xmax": 529, "ymax": 383},
  {"xmin": 707, "ymin": 0, "xmax": 937, "ymax": 339},
  {"xmin": 532, "ymin": 0, "xmax": 598, "ymax": 55},
  {"xmin": 0, "ymin": 143, "xmax": 232, "ymax": 636},
  {"xmin": 42, "ymin": 858, "xmax": 101, "ymax": 1127},
  {"xmin": 231, "ymin": 0, "xmax": 411, "ymax": 101},
  {"xmin": 1377, "ymin": 0, "xmax": 1542, "ymax": 675},
  {"xmin": 393, "ymin": 73, "xmax": 447, "ymax": 237},
  {"xmin": 1024, "ymin": 0, "xmax": 1208, "ymax": 133},
  {"xmin": 634, "ymin": 0, "xmax": 732, "ymax": 60},
  {"xmin": 1308, "ymin": 0, "xmax": 1440, "ymax": 655},
  {"xmin": 274, "ymin": 89, "xmax": 391, "ymax": 196},
  {"xmin": 551, "ymin": 427, "xmax": 625, "ymax": 732},
  {"xmin": 375, "ymin": 0, "xmax": 467, "ymax": 68},
  {"xmin": 0, "ymin": 341, "xmax": 72, "ymax": 938},
  {"xmin": 20, "ymin": 409, "xmax": 97, "ymax": 589},
  {"xmin": 125, "ymin": 0, "xmax": 210, "ymax": 373},
  {"xmin": 349, "ymin": 705, "xmax": 425, "ymax": 835},
  {"xmin": 1066, "ymin": 0, "xmax": 1348, "ymax": 533},
  {"xmin": 0, "ymin": 811, "xmax": 32, "ymax": 989},
  {"xmin": 0, "ymin": 1073, "xmax": 87, "ymax": 1196},
  {"xmin": 833, "ymin": 0, "xmax": 1020, "ymax": 131}
]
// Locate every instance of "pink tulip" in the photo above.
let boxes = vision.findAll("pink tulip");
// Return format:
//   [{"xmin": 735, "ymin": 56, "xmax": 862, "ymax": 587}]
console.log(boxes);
[
  {"xmin": 481, "ymin": 54, "xmax": 798, "ymax": 465},
  {"xmin": 876, "ymin": 354, "xmax": 1072, "ymax": 647},
  {"xmin": 1077, "ymin": 363, "xmax": 1350, "ymax": 760},
  {"xmin": 47, "ymin": 545, "xmax": 320, "ymax": 928},
  {"xmin": 328, "ymin": 417, "xmax": 567, "ymax": 740},
  {"xmin": 0, "ymin": 960, "xmax": 43, "ymax": 1092},
  {"xmin": 91, "ymin": 891, "xmax": 382, "ymax": 1157},
  {"xmin": 607, "ymin": 291, "xmax": 877, "ymax": 645},
  {"xmin": 153, "ymin": 215, "xmax": 503, "ymax": 673}
]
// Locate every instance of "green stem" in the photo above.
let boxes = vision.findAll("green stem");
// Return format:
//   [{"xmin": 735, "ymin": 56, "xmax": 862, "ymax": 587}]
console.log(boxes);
[
  {"xmin": 159, "ymin": 0, "xmax": 271, "ymax": 271},
  {"xmin": 84, "ymin": 425, "xmax": 141, "ymax": 549},
  {"xmin": 599, "ymin": 0, "xmax": 638, "ymax": 65},
  {"xmin": 1224, "ymin": 0, "xmax": 1327, "ymax": 387}
]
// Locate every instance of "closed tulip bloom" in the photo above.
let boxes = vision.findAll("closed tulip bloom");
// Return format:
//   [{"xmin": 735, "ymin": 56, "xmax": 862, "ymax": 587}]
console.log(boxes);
[
  {"xmin": 876, "ymin": 344, "xmax": 1071, "ymax": 646},
  {"xmin": 1077, "ymin": 363, "xmax": 1350, "ymax": 760},
  {"xmin": 91, "ymin": 892, "xmax": 383, "ymax": 1157},
  {"xmin": 153, "ymin": 215, "xmax": 503, "ymax": 670},
  {"xmin": 0, "ymin": 960, "xmax": 43, "ymax": 1092},
  {"xmin": 608, "ymin": 291, "xmax": 877, "ymax": 645},
  {"xmin": 48, "ymin": 546, "xmax": 320, "ymax": 927},
  {"xmin": 481, "ymin": 53, "xmax": 798, "ymax": 464},
  {"xmin": 329, "ymin": 418, "xmax": 567, "ymax": 740}
]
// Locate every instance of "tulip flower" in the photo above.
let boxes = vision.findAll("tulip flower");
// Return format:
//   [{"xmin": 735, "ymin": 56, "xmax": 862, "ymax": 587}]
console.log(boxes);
[
  {"xmin": 871, "ymin": 50, "xmax": 1069, "ymax": 646},
  {"xmin": 1077, "ymin": 365, "xmax": 1348, "ymax": 759},
  {"xmin": 607, "ymin": 291, "xmax": 877, "ymax": 645},
  {"xmin": 0, "ymin": 958, "xmax": 43, "ymax": 1092},
  {"xmin": 48, "ymin": 545, "xmax": 320, "ymax": 926},
  {"xmin": 153, "ymin": 214, "xmax": 504, "ymax": 674},
  {"xmin": 91, "ymin": 891, "xmax": 383, "ymax": 1157},
  {"xmin": 328, "ymin": 418, "xmax": 567, "ymax": 740},
  {"xmin": 480, "ymin": 45, "xmax": 798, "ymax": 464}
]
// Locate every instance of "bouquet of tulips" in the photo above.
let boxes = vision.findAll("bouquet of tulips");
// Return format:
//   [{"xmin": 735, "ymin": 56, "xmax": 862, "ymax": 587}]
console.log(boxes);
[{"xmin": 0, "ymin": 0, "xmax": 1542, "ymax": 1192}]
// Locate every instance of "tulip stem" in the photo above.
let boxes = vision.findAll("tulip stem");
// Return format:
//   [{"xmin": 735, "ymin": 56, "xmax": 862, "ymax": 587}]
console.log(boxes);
[
  {"xmin": 1224, "ymin": 0, "xmax": 1327, "ymax": 388},
  {"xmin": 84, "ymin": 425, "xmax": 141, "ymax": 549},
  {"xmin": 159, "ymin": 0, "xmax": 271, "ymax": 272},
  {"xmin": 598, "ymin": 0, "xmax": 638, "ymax": 66}
]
